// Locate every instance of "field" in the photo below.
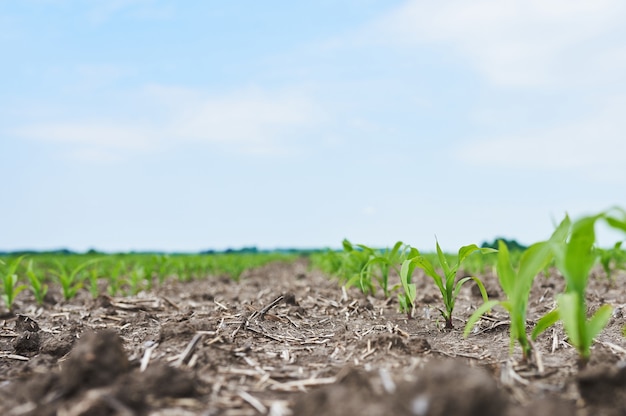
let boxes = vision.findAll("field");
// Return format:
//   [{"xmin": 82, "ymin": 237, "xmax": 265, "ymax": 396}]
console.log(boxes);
[{"xmin": 1, "ymin": 211, "xmax": 626, "ymax": 415}]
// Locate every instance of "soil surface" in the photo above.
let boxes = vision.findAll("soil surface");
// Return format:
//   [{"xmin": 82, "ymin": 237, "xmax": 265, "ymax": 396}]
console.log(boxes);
[{"xmin": 1, "ymin": 258, "xmax": 626, "ymax": 415}]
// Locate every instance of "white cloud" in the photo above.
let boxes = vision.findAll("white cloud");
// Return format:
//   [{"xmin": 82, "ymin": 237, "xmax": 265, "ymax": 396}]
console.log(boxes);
[
  {"xmin": 11, "ymin": 86, "xmax": 323, "ymax": 161},
  {"xmin": 456, "ymin": 97, "xmax": 626, "ymax": 180},
  {"xmin": 169, "ymin": 88, "xmax": 320, "ymax": 145},
  {"xmin": 66, "ymin": 147, "xmax": 124, "ymax": 163},
  {"xmin": 14, "ymin": 122, "xmax": 155, "ymax": 150},
  {"xmin": 373, "ymin": 0, "xmax": 626, "ymax": 87}
]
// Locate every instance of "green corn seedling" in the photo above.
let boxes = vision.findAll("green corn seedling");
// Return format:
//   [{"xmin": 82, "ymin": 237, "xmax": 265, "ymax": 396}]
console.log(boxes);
[
  {"xmin": 597, "ymin": 241, "xmax": 625, "ymax": 282},
  {"xmin": 464, "ymin": 216, "xmax": 570, "ymax": 360},
  {"xmin": 52, "ymin": 258, "xmax": 100, "ymax": 300},
  {"xmin": 339, "ymin": 239, "xmax": 377, "ymax": 295},
  {"xmin": 26, "ymin": 259, "xmax": 48, "ymax": 305},
  {"xmin": 402, "ymin": 241, "xmax": 496, "ymax": 329},
  {"xmin": 154, "ymin": 254, "xmax": 171, "ymax": 286},
  {"xmin": 533, "ymin": 210, "xmax": 626, "ymax": 366},
  {"xmin": 174, "ymin": 258, "xmax": 191, "ymax": 282},
  {"xmin": 127, "ymin": 265, "xmax": 145, "ymax": 295},
  {"xmin": 87, "ymin": 268, "xmax": 100, "ymax": 299},
  {"xmin": 107, "ymin": 260, "xmax": 126, "ymax": 296},
  {"xmin": 398, "ymin": 247, "xmax": 420, "ymax": 317},
  {"xmin": 1, "ymin": 256, "xmax": 27, "ymax": 309},
  {"xmin": 360, "ymin": 241, "xmax": 410, "ymax": 298},
  {"xmin": 311, "ymin": 249, "xmax": 344, "ymax": 277}
]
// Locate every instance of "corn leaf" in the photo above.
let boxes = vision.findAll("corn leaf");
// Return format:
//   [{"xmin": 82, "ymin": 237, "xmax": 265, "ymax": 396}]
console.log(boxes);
[
  {"xmin": 559, "ymin": 215, "xmax": 599, "ymax": 293},
  {"xmin": 532, "ymin": 309, "xmax": 560, "ymax": 340},
  {"xmin": 457, "ymin": 244, "xmax": 480, "ymax": 265},
  {"xmin": 464, "ymin": 300, "xmax": 501, "ymax": 337},
  {"xmin": 436, "ymin": 241, "xmax": 451, "ymax": 279},
  {"xmin": 496, "ymin": 241, "xmax": 516, "ymax": 296},
  {"xmin": 557, "ymin": 293, "xmax": 582, "ymax": 348},
  {"xmin": 587, "ymin": 304, "xmax": 613, "ymax": 342},
  {"xmin": 411, "ymin": 256, "xmax": 444, "ymax": 294}
]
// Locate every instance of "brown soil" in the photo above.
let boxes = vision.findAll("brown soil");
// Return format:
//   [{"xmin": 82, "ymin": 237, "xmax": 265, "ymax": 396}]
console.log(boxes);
[{"xmin": 1, "ymin": 259, "xmax": 625, "ymax": 415}]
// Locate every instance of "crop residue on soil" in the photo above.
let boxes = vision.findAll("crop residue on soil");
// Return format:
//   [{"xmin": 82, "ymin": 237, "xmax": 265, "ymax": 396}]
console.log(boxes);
[{"xmin": 1, "ymin": 259, "xmax": 626, "ymax": 415}]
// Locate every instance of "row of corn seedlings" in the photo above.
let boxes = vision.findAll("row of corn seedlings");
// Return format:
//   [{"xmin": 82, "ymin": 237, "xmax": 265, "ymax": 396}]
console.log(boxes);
[
  {"xmin": 464, "ymin": 209, "xmax": 626, "ymax": 366},
  {"xmin": 312, "ymin": 239, "xmax": 497, "ymax": 326},
  {"xmin": 0, "ymin": 252, "xmax": 297, "ymax": 309},
  {"xmin": 314, "ymin": 207, "xmax": 626, "ymax": 366}
]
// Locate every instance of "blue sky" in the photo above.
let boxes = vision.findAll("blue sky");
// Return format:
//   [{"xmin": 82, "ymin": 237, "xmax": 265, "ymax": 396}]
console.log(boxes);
[{"xmin": 2, "ymin": 1, "xmax": 625, "ymax": 252}]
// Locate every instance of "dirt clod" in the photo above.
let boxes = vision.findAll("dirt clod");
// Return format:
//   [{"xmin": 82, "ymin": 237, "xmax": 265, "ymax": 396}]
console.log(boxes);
[
  {"xmin": 577, "ymin": 362, "xmax": 626, "ymax": 415},
  {"xmin": 293, "ymin": 367, "xmax": 387, "ymax": 416},
  {"xmin": 15, "ymin": 314, "xmax": 41, "ymax": 332},
  {"xmin": 14, "ymin": 331, "xmax": 41, "ymax": 354},
  {"xmin": 509, "ymin": 398, "xmax": 576, "ymax": 416},
  {"xmin": 394, "ymin": 359, "xmax": 507, "ymax": 416},
  {"xmin": 60, "ymin": 329, "xmax": 129, "ymax": 395},
  {"xmin": 40, "ymin": 332, "xmax": 76, "ymax": 357},
  {"xmin": 283, "ymin": 292, "xmax": 299, "ymax": 306},
  {"xmin": 295, "ymin": 359, "xmax": 506, "ymax": 416}
]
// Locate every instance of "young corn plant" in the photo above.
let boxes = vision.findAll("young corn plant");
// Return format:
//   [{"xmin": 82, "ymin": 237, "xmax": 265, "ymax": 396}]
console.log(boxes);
[
  {"xmin": 153, "ymin": 254, "xmax": 171, "ymax": 286},
  {"xmin": 26, "ymin": 259, "xmax": 48, "ymax": 305},
  {"xmin": 107, "ymin": 260, "xmax": 126, "ymax": 296},
  {"xmin": 1, "ymin": 256, "xmax": 27, "ymax": 310},
  {"xmin": 401, "ymin": 241, "xmax": 496, "ymax": 329},
  {"xmin": 311, "ymin": 249, "xmax": 344, "ymax": 277},
  {"xmin": 597, "ymin": 241, "xmax": 625, "ymax": 282},
  {"xmin": 398, "ymin": 247, "xmax": 420, "ymax": 318},
  {"xmin": 338, "ymin": 239, "xmax": 377, "ymax": 295},
  {"xmin": 464, "ymin": 216, "xmax": 570, "ymax": 360},
  {"xmin": 52, "ymin": 258, "xmax": 100, "ymax": 300},
  {"xmin": 533, "ymin": 210, "xmax": 626, "ymax": 366},
  {"xmin": 127, "ymin": 265, "xmax": 145, "ymax": 296},
  {"xmin": 360, "ymin": 241, "xmax": 410, "ymax": 298},
  {"xmin": 87, "ymin": 268, "xmax": 101, "ymax": 299}
]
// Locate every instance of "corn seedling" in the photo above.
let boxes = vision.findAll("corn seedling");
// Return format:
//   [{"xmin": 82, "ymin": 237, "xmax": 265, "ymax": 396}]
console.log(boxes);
[
  {"xmin": 311, "ymin": 249, "xmax": 344, "ymax": 277},
  {"xmin": 26, "ymin": 259, "xmax": 48, "ymax": 305},
  {"xmin": 107, "ymin": 260, "xmax": 126, "ymax": 296},
  {"xmin": 153, "ymin": 254, "xmax": 171, "ymax": 285},
  {"xmin": 223, "ymin": 257, "xmax": 249, "ymax": 282},
  {"xmin": 342, "ymin": 240, "xmax": 375, "ymax": 294},
  {"xmin": 1, "ymin": 256, "xmax": 27, "ymax": 309},
  {"xmin": 533, "ymin": 210, "xmax": 626, "ymax": 365},
  {"xmin": 52, "ymin": 258, "xmax": 100, "ymax": 300},
  {"xmin": 402, "ymin": 241, "xmax": 496, "ymax": 329},
  {"xmin": 398, "ymin": 247, "xmax": 420, "ymax": 317},
  {"xmin": 127, "ymin": 265, "xmax": 145, "ymax": 295},
  {"xmin": 360, "ymin": 241, "xmax": 410, "ymax": 298},
  {"xmin": 464, "ymin": 216, "xmax": 570, "ymax": 360},
  {"xmin": 87, "ymin": 268, "xmax": 100, "ymax": 299},
  {"xmin": 597, "ymin": 241, "xmax": 626, "ymax": 282},
  {"xmin": 173, "ymin": 258, "xmax": 191, "ymax": 282},
  {"xmin": 334, "ymin": 239, "xmax": 377, "ymax": 295}
]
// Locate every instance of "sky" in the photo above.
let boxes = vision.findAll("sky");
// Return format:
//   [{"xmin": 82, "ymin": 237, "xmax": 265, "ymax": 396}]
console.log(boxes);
[{"xmin": 2, "ymin": 0, "xmax": 626, "ymax": 253}]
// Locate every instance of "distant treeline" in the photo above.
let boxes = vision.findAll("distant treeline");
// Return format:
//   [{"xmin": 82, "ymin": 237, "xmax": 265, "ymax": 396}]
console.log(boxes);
[
  {"xmin": 480, "ymin": 238, "xmax": 528, "ymax": 251},
  {"xmin": 1, "ymin": 240, "xmax": 529, "ymax": 257},
  {"xmin": 0, "ymin": 247, "xmax": 326, "ymax": 257}
]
